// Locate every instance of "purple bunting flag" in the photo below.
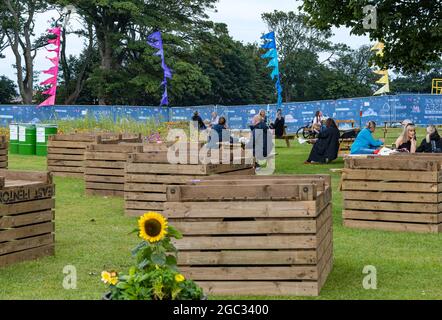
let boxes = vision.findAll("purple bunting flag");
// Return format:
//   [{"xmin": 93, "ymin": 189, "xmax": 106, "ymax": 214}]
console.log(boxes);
[{"xmin": 147, "ymin": 31, "xmax": 172, "ymax": 106}]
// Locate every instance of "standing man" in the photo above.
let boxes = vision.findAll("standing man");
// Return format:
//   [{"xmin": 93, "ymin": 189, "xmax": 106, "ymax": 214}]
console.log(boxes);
[{"xmin": 271, "ymin": 108, "xmax": 285, "ymax": 138}]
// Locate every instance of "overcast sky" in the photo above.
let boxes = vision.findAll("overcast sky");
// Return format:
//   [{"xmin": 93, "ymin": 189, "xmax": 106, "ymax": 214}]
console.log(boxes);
[{"xmin": 0, "ymin": 0, "xmax": 370, "ymax": 86}]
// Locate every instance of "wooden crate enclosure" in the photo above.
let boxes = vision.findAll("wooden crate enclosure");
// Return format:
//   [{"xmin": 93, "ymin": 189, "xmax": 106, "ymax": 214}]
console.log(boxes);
[
  {"xmin": 0, "ymin": 136, "xmax": 7, "ymax": 169},
  {"xmin": 164, "ymin": 175, "xmax": 333, "ymax": 296},
  {"xmin": 342, "ymin": 155, "xmax": 442, "ymax": 233},
  {"xmin": 0, "ymin": 170, "xmax": 55, "ymax": 267},
  {"xmin": 47, "ymin": 133, "xmax": 141, "ymax": 178},
  {"xmin": 124, "ymin": 145, "xmax": 255, "ymax": 217}
]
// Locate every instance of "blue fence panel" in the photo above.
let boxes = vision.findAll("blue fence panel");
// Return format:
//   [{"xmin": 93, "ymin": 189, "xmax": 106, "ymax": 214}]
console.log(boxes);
[{"xmin": 0, "ymin": 94, "xmax": 441, "ymax": 129}]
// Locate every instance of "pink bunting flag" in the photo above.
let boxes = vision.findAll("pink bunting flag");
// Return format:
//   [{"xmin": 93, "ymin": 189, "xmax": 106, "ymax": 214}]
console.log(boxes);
[{"xmin": 39, "ymin": 27, "xmax": 61, "ymax": 107}]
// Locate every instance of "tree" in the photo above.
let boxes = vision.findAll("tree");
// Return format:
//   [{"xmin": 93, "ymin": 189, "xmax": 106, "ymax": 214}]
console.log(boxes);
[
  {"xmin": 261, "ymin": 11, "xmax": 338, "ymax": 102},
  {"xmin": 0, "ymin": 0, "xmax": 50, "ymax": 104},
  {"xmin": 0, "ymin": 75, "xmax": 17, "ymax": 103},
  {"xmin": 391, "ymin": 60, "xmax": 442, "ymax": 94},
  {"xmin": 52, "ymin": 0, "xmax": 217, "ymax": 104},
  {"xmin": 302, "ymin": 0, "xmax": 442, "ymax": 73}
]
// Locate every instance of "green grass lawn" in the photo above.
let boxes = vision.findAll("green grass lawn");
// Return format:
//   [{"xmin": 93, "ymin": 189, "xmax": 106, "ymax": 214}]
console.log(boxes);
[{"xmin": 1, "ymin": 130, "xmax": 441, "ymax": 300}]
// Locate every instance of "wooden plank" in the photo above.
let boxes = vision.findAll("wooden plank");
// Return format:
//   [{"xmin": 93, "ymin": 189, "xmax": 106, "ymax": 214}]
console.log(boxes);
[
  {"xmin": 164, "ymin": 201, "xmax": 319, "ymax": 218},
  {"xmin": 200, "ymin": 174, "xmax": 331, "ymax": 187},
  {"xmin": 124, "ymin": 193, "xmax": 167, "ymax": 202},
  {"xmin": 125, "ymin": 201, "xmax": 165, "ymax": 210},
  {"xmin": 173, "ymin": 235, "xmax": 317, "ymax": 250},
  {"xmin": 85, "ymin": 160, "xmax": 125, "ymax": 169},
  {"xmin": 0, "ymin": 222, "xmax": 54, "ymax": 242},
  {"xmin": 177, "ymin": 250, "xmax": 317, "ymax": 266},
  {"xmin": 180, "ymin": 266, "xmax": 319, "ymax": 281},
  {"xmin": 196, "ymin": 281, "xmax": 318, "ymax": 296},
  {"xmin": 0, "ymin": 210, "xmax": 54, "ymax": 228},
  {"xmin": 85, "ymin": 182, "xmax": 123, "ymax": 191},
  {"xmin": 344, "ymin": 200, "xmax": 438, "ymax": 213},
  {"xmin": 0, "ymin": 184, "xmax": 55, "ymax": 204},
  {"xmin": 87, "ymin": 144, "xmax": 143, "ymax": 153},
  {"xmin": 47, "ymin": 154, "xmax": 84, "ymax": 161},
  {"xmin": 0, "ymin": 244, "xmax": 54, "ymax": 268},
  {"xmin": 50, "ymin": 134, "xmax": 97, "ymax": 142},
  {"xmin": 47, "ymin": 141, "xmax": 91, "ymax": 148},
  {"xmin": 0, "ymin": 199, "xmax": 55, "ymax": 217},
  {"xmin": 167, "ymin": 184, "xmax": 316, "ymax": 202},
  {"xmin": 344, "ymin": 191, "xmax": 438, "ymax": 203},
  {"xmin": 125, "ymin": 208, "xmax": 164, "ymax": 217},
  {"xmin": 124, "ymin": 183, "xmax": 167, "ymax": 193},
  {"xmin": 343, "ymin": 210, "xmax": 441, "ymax": 224},
  {"xmin": 172, "ymin": 220, "xmax": 318, "ymax": 235},
  {"xmin": 0, "ymin": 170, "xmax": 50, "ymax": 183},
  {"xmin": 341, "ymin": 180, "xmax": 438, "ymax": 193},
  {"xmin": 47, "ymin": 160, "xmax": 84, "ymax": 167},
  {"xmin": 86, "ymin": 175, "xmax": 125, "ymax": 183},
  {"xmin": 47, "ymin": 148, "xmax": 86, "ymax": 155},
  {"xmin": 124, "ymin": 174, "xmax": 200, "ymax": 184},
  {"xmin": 342, "ymin": 169, "xmax": 438, "ymax": 183},
  {"xmin": 0, "ymin": 234, "xmax": 54, "ymax": 256},
  {"xmin": 85, "ymin": 152, "xmax": 128, "ymax": 161},
  {"xmin": 126, "ymin": 163, "xmax": 208, "ymax": 175},
  {"xmin": 345, "ymin": 158, "xmax": 438, "ymax": 171},
  {"xmin": 343, "ymin": 219, "xmax": 440, "ymax": 233},
  {"xmin": 187, "ymin": 179, "xmax": 325, "ymax": 192},
  {"xmin": 84, "ymin": 168, "xmax": 122, "ymax": 176}
]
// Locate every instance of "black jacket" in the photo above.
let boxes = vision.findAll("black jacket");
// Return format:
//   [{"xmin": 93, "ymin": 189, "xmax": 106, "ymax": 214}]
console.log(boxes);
[
  {"xmin": 191, "ymin": 115, "xmax": 206, "ymax": 130},
  {"xmin": 416, "ymin": 132, "xmax": 442, "ymax": 153},
  {"xmin": 307, "ymin": 126, "xmax": 340, "ymax": 163},
  {"xmin": 272, "ymin": 116, "xmax": 285, "ymax": 138}
]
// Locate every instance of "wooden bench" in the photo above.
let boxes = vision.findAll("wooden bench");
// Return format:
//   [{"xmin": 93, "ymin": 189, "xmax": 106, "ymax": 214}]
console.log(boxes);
[{"xmin": 275, "ymin": 126, "xmax": 296, "ymax": 147}]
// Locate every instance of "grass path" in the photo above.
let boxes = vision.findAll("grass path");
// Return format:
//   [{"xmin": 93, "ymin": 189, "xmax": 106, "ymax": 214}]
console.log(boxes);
[{"xmin": 1, "ymin": 132, "xmax": 441, "ymax": 299}]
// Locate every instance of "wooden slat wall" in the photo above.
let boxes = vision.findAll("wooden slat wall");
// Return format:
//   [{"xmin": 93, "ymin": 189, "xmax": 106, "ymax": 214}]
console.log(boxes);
[
  {"xmin": 163, "ymin": 176, "xmax": 333, "ymax": 296},
  {"xmin": 0, "ymin": 136, "xmax": 8, "ymax": 169},
  {"xmin": 342, "ymin": 156, "xmax": 442, "ymax": 233},
  {"xmin": 0, "ymin": 170, "xmax": 55, "ymax": 268},
  {"xmin": 124, "ymin": 149, "xmax": 255, "ymax": 217}
]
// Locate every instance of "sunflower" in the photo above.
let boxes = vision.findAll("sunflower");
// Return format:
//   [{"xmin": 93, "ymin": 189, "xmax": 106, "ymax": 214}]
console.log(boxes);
[
  {"xmin": 101, "ymin": 271, "xmax": 118, "ymax": 285},
  {"xmin": 138, "ymin": 212, "xmax": 168, "ymax": 243},
  {"xmin": 175, "ymin": 274, "xmax": 185, "ymax": 283}
]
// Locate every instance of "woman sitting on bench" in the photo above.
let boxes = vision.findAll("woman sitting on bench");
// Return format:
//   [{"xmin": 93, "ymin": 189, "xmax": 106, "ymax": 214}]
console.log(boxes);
[
  {"xmin": 350, "ymin": 121, "xmax": 384, "ymax": 154},
  {"xmin": 305, "ymin": 118, "xmax": 340, "ymax": 164},
  {"xmin": 416, "ymin": 125, "xmax": 442, "ymax": 153},
  {"xmin": 394, "ymin": 123, "xmax": 416, "ymax": 153}
]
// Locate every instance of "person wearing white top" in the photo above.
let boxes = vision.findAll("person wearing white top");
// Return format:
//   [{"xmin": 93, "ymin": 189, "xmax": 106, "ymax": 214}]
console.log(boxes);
[{"xmin": 210, "ymin": 112, "xmax": 219, "ymax": 127}]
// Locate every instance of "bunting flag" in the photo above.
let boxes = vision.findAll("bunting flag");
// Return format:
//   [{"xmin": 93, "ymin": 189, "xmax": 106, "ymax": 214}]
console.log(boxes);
[
  {"xmin": 147, "ymin": 31, "xmax": 172, "ymax": 106},
  {"xmin": 260, "ymin": 31, "xmax": 283, "ymax": 107},
  {"xmin": 39, "ymin": 27, "xmax": 61, "ymax": 106},
  {"xmin": 371, "ymin": 41, "xmax": 390, "ymax": 95}
]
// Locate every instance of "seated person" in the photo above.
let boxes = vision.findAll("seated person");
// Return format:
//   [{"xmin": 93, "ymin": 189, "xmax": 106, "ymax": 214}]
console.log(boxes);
[
  {"xmin": 394, "ymin": 123, "xmax": 416, "ymax": 153},
  {"xmin": 312, "ymin": 110, "xmax": 323, "ymax": 133},
  {"xmin": 207, "ymin": 116, "xmax": 237, "ymax": 149},
  {"xmin": 270, "ymin": 109, "xmax": 285, "ymax": 138},
  {"xmin": 305, "ymin": 118, "xmax": 340, "ymax": 164},
  {"xmin": 416, "ymin": 125, "xmax": 442, "ymax": 153},
  {"xmin": 350, "ymin": 121, "xmax": 384, "ymax": 155}
]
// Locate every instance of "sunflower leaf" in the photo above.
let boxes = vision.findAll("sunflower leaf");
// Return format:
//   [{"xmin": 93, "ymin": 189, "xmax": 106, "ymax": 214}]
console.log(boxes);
[
  {"xmin": 151, "ymin": 252, "xmax": 166, "ymax": 266},
  {"xmin": 165, "ymin": 255, "xmax": 177, "ymax": 267},
  {"xmin": 168, "ymin": 225, "xmax": 183, "ymax": 239},
  {"xmin": 131, "ymin": 241, "xmax": 147, "ymax": 256}
]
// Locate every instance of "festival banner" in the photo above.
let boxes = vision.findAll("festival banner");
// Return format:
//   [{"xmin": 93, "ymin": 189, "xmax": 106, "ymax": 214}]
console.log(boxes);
[
  {"xmin": 260, "ymin": 31, "xmax": 283, "ymax": 107},
  {"xmin": 39, "ymin": 27, "xmax": 61, "ymax": 107}
]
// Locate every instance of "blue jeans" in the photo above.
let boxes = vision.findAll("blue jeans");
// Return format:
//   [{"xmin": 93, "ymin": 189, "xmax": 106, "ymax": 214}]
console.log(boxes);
[{"xmin": 353, "ymin": 147, "xmax": 377, "ymax": 155}]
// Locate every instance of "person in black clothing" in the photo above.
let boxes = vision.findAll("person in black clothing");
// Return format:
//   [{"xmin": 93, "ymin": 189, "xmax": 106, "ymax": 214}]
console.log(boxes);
[
  {"xmin": 416, "ymin": 125, "xmax": 442, "ymax": 153},
  {"xmin": 305, "ymin": 118, "xmax": 340, "ymax": 164},
  {"xmin": 247, "ymin": 114, "xmax": 273, "ymax": 163},
  {"xmin": 271, "ymin": 109, "xmax": 285, "ymax": 138},
  {"xmin": 191, "ymin": 111, "xmax": 206, "ymax": 131},
  {"xmin": 207, "ymin": 116, "xmax": 237, "ymax": 149}
]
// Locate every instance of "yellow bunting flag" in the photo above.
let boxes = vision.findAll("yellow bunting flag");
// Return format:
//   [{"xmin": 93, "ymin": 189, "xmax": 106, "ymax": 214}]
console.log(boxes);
[{"xmin": 371, "ymin": 41, "xmax": 390, "ymax": 95}]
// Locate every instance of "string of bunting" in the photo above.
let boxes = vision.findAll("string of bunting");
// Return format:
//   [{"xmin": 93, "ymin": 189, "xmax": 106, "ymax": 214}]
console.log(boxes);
[
  {"xmin": 260, "ymin": 31, "xmax": 283, "ymax": 107},
  {"xmin": 371, "ymin": 42, "xmax": 390, "ymax": 95},
  {"xmin": 39, "ymin": 27, "xmax": 61, "ymax": 106},
  {"xmin": 147, "ymin": 31, "xmax": 173, "ymax": 106}
]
